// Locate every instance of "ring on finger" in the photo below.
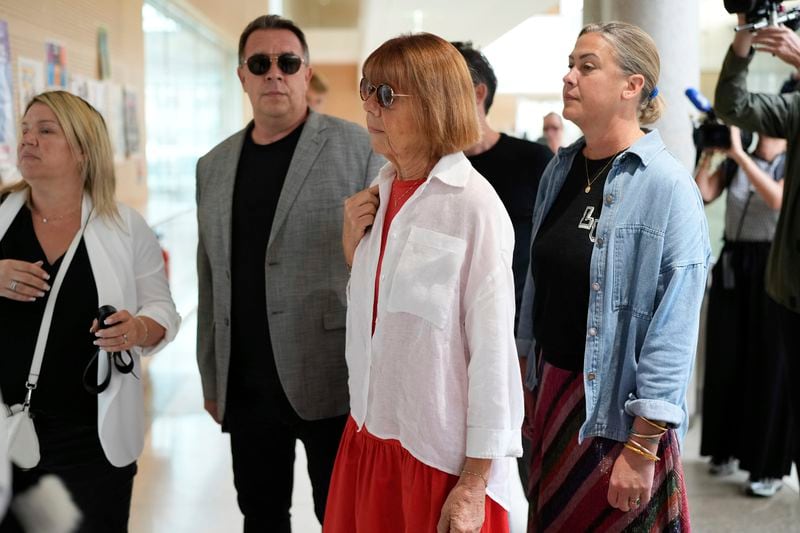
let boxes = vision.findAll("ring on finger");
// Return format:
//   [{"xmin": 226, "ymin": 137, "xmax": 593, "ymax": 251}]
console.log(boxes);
[
  {"xmin": 123, "ymin": 333, "xmax": 128, "ymax": 343},
  {"xmin": 628, "ymin": 496, "xmax": 641, "ymax": 508},
  {"xmin": 8, "ymin": 280, "xmax": 17, "ymax": 292}
]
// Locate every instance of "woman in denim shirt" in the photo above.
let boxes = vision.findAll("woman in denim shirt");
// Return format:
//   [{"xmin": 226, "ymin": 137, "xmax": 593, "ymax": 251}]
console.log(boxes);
[{"xmin": 517, "ymin": 22, "xmax": 710, "ymax": 532}]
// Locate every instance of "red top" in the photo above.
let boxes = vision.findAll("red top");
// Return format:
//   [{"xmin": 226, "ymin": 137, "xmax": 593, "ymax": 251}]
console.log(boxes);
[{"xmin": 372, "ymin": 177, "xmax": 426, "ymax": 334}]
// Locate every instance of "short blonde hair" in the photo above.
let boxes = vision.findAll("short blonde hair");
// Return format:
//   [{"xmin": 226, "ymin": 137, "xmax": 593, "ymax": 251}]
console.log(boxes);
[
  {"xmin": 2, "ymin": 91, "xmax": 119, "ymax": 220},
  {"xmin": 363, "ymin": 33, "xmax": 480, "ymax": 158},
  {"xmin": 580, "ymin": 22, "xmax": 664, "ymax": 124}
]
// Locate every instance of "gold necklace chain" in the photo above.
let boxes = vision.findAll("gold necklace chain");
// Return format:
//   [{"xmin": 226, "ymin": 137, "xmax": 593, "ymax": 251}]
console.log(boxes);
[
  {"xmin": 31, "ymin": 205, "xmax": 81, "ymax": 224},
  {"xmin": 583, "ymin": 150, "xmax": 621, "ymax": 194},
  {"xmin": 392, "ymin": 181, "xmax": 421, "ymax": 209}
]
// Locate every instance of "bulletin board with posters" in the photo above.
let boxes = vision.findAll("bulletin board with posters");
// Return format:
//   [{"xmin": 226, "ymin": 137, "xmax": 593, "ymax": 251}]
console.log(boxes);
[{"xmin": 0, "ymin": 2, "xmax": 147, "ymax": 202}]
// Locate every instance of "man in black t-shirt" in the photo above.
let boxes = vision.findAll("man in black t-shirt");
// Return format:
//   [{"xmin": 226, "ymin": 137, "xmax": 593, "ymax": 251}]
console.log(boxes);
[
  {"xmin": 196, "ymin": 15, "xmax": 383, "ymax": 532},
  {"xmin": 453, "ymin": 41, "xmax": 552, "ymax": 497}
]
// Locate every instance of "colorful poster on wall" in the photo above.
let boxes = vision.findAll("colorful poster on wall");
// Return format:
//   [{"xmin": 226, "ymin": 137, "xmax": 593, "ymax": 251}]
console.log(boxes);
[
  {"xmin": 0, "ymin": 20, "xmax": 17, "ymax": 183},
  {"xmin": 17, "ymin": 57, "xmax": 44, "ymax": 114},
  {"xmin": 98, "ymin": 28, "xmax": 111, "ymax": 80},
  {"xmin": 123, "ymin": 87, "xmax": 140, "ymax": 157},
  {"xmin": 46, "ymin": 41, "xmax": 67, "ymax": 88}
]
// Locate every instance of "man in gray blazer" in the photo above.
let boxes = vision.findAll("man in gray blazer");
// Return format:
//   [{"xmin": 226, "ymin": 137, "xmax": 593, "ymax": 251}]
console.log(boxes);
[{"xmin": 195, "ymin": 15, "xmax": 382, "ymax": 532}]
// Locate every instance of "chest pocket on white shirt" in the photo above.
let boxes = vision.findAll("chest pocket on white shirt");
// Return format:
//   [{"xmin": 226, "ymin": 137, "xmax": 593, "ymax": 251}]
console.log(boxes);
[{"xmin": 386, "ymin": 226, "xmax": 467, "ymax": 329}]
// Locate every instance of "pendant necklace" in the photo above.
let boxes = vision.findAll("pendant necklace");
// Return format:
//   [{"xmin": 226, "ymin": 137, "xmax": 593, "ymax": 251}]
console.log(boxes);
[
  {"xmin": 584, "ymin": 150, "xmax": 623, "ymax": 193},
  {"xmin": 32, "ymin": 205, "xmax": 80, "ymax": 224}
]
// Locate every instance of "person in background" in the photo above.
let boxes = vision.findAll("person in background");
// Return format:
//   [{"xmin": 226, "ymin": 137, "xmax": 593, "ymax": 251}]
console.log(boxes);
[
  {"xmin": 715, "ymin": 15, "xmax": 800, "ymax": 477},
  {"xmin": 452, "ymin": 40, "xmax": 551, "ymax": 499},
  {"xmin": 307, "ymin": 72, "xmax": 330, "ymax": 112},
  {"xmin": 538, "ymin": 112, "xmax": 565, "ymax": 155},
  {"xmin": 195, "ymin": 14, "xmax": 382, "ymax": 532},
  {"xmin": 518, "ymin": 22, "xmax": 709, "ymax": 530},
  {"xmin": 0, "ymin": 90, "xmax": 180, "ymax": 532},
  {"xmin": 696, "ymin": 125, "xmax": 792, "ymax": 497},
  {"xmin": 326, "ymin": 33, "xmax": 523, "ymax": 533},
  {"xmin": 453, "ymin": 41, "xmax": 553, "ymax": 332}
]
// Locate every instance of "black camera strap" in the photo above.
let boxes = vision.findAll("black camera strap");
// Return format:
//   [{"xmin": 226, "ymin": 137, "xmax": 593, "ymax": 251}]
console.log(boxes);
[
  {"xmin": 82, "ymin": 348, "xmax": 136, "ymax": 395},
  {"xmin": 721, "ymin": 187, "xmax": 754, "ymax": 290}
]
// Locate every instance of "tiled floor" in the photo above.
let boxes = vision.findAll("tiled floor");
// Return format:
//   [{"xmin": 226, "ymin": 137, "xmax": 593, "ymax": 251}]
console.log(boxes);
[{"xmin": 128, "ymin": 209, "xmax": 799, "ymax": 533}]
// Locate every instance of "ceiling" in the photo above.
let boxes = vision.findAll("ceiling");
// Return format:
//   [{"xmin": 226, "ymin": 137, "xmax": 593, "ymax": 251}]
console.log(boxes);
[{"xmin": 285, "ymin": 0, "xmax": 562, "ymax": 62}]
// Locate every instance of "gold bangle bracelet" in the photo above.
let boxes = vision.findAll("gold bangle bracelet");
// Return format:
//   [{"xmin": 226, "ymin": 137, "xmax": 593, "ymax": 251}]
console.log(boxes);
[
  {"xmin": 627, "ymin": 437, "xmax": 658, "ymax": 456},
  {"xmin": 640, "ymin": 417, "xmax": 668, "ymax": 433},
  {"xmin": 135, "ymin": 316, "xmax": 149, "ymax": 345},
  {"xmin": 461, "ymin": 469, "xmax": 488, "ymax": 488},
  {"xmin": 624, "ymin": 442, "xmax": 660, "ymax": 462},
  {"xmin": 630, "ymin": 431, "xmax": 663, "ymax": 442}
]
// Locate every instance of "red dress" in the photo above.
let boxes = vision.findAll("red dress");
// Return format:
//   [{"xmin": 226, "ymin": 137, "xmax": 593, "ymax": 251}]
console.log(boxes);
[
  {"xmin": 324, "ymin": 177, "xmax": 509, "ymax": 532},
  {"xmin": 324, "ymin": 417, "xmax": 509, "ymax": 532}
]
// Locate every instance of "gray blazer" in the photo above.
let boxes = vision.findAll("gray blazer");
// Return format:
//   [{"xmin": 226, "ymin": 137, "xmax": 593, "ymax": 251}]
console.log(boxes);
[{"xmin": 196, "ymin": 111, "xmax": 384, "ymax": 421}]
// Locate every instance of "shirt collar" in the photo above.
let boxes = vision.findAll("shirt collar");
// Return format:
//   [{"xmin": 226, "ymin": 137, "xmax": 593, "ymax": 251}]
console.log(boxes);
[
  {"xmin": 557, "ymin": 128, "xmax": 665, "ymax": 168},
  {"xmin": 375, "ymin": 152, "xmax": 472, "ymax": 188}
]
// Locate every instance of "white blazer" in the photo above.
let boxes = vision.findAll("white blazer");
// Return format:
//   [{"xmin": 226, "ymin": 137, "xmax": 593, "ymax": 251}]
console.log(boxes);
[{"xmin": 0, "ymin": 190, "xmax": 181, "ymax": 467}]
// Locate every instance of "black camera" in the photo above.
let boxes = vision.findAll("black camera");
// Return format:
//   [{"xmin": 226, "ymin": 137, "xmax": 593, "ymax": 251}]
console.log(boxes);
[
  {"xmin": 686, "ymin": 88, "xmax": 753, "ymax": 157},
  {"xmin": 693, "ymin": 122, "xmax": 753, "ymax": 155},
  {"xmin": 724, "ymin": 0, "xmax": 800, "ymax": 31},
  {"xmin": 694, "ymin": 122, "xmax": 736, "ymax": 150}
]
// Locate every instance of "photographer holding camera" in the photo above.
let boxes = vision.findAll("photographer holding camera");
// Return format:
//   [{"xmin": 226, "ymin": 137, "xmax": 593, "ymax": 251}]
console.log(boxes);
[
  {"xmin": 695, "ymin": 126, "xmax": 792, "ymax": 496},
  {"xmin": 715, "ymin": 11, "xmax": 800, "ymax": 478}
]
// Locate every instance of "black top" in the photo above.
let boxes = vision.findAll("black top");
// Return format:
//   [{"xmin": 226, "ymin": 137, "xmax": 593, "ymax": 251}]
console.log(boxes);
[
  {"xmin": 531, "ymin": 150, "xmax": 615, "ymax": 371},
  {"xmin": 0, "ymin": 206, "xmax": 103, "ymax": 463},
  {"xmin": 467, "ymin": 134, "xmax": 552, "ymax": 332},
  {"xmin": 227, "ymin": 121, "xmax": 304, "ymax": 424}
]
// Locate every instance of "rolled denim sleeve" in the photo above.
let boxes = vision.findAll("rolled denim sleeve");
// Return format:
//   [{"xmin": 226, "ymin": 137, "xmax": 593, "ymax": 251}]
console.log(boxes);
[{"xmin": 625, "ymin": 179, "xmax": 711, "ymax": 427}]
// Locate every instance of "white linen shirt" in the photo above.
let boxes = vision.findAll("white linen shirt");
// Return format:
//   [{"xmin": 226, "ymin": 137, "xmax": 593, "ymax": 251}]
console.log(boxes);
[
  {"xmin": 346, "ymin": 151, "xmax": 524, "ymax": 509},
  {"xmin": 0, "ymin": 190, "xmax": 181, "ymax": 467}
]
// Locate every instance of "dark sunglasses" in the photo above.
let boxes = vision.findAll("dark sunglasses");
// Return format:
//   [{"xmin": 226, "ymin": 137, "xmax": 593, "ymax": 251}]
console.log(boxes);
[
  {"xmin": 359, "ymin": 78, "xmax": 411, "ymax": 108},
  {"xmin": 244, "ymin": 53, "xmax": 304, "ymax": 76}
]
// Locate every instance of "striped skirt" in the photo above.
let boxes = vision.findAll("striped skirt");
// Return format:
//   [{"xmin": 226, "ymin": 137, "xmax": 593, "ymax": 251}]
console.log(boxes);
[{"xmin": 526, "ymin": 361, "xmax": 690, "ymax": 532}]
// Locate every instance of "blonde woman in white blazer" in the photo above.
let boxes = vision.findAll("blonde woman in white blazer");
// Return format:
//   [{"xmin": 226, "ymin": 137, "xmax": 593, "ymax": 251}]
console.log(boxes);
[{"xmin": 0, "ymin": 91, "xmax": 179, "ymax": 532}]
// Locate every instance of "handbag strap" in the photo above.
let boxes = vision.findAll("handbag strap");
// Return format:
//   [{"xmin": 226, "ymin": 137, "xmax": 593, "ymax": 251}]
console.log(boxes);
[{"xmin": 24, "ymin": 207, "xmax": 93, "ymax": 395}]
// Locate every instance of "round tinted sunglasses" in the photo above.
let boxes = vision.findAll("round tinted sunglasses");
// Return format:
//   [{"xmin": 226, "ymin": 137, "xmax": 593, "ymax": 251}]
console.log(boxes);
[
  {"xmin": 359, "ymin": 78, "xmax": 412, "ymax": 108},
  {"xmin": 244, "ymin": 53, "xmax": 305, "ymax": 76}
]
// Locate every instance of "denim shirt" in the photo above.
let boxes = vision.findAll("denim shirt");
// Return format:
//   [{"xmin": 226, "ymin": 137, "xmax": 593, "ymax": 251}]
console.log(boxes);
[{"xmin": 516, "ymin": 130, "xmax": 711, "ymax": 443}]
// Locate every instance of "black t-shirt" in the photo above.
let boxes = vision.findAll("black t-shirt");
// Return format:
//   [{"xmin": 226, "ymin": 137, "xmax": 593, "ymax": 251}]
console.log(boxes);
[
  {"xmin": 227, "ymin": 122, "xmax": 304, "ymax": 423},
  {"xmin": 531, "ymin": 150, "xmax": 616, "ymax": 371},
  {"xmin": 467, "ymin": 134, "xmax": 552, "ymax": 332},
  {"xmin": 0, "ymin": 206, "xmax": 104, "ymax": 463}
]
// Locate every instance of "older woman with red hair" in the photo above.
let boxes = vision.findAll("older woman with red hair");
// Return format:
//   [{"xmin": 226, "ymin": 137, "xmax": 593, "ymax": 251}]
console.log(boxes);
[{"xmin": 324, "ymin": 33, "xmax": 523, "ymax": 533}]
